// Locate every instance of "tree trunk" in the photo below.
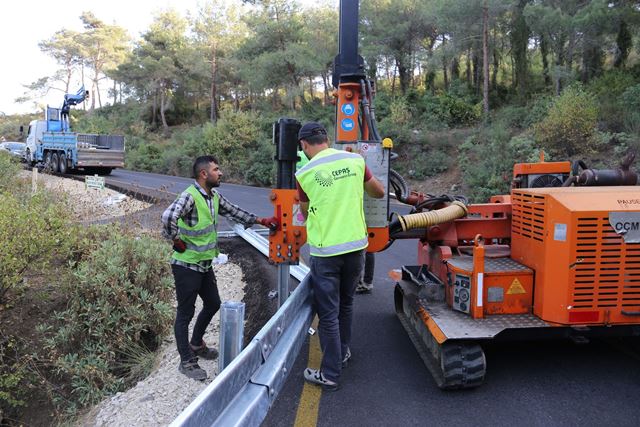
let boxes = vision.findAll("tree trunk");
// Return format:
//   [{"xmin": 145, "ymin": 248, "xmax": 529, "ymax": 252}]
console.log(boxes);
[
  {"xmin": 466, "ymin": 48, "xmax": 472, "ymax": 84},
  {"xmin": 160, "ymin": 89, "xmax": 169, "ymax": 135},
  {"xmin": 210, "ymin": 44, "xmax": 218, "ymax": 124},
  {"xmin": 511, "ymin": 0, "xmax": 530, "ymax": 100},
  {"xmin": 309, "ymin": 76, "xmax": 315, "ymax": 100},
  {"xmin": 540, "ymin": 35, "xmax": 551, "ymax": 88},
  {"xmin": 93, "ymin": 72, "xmax": 102, "ymax": 108},
  {"xmin": 451, "ymin": 56, "xmax": 460, "ymax": 81},
  {"xmin": 614, "ymin": 19, "xmax": 632, "ymax": 69},
  {"xmin": 442, "ymin": 35, "xmax": 449, "ymax": 91},
  {"xmin": 396, "ymin": 57, "xmax": 409, "ymax": 95},
  {"xmin": 492, "ymin": 30, "xmax": 499, "ymax": 90},
  {"xmin": 113, "ymin": 79, "xmax": 117, "ymax": 105},
  {"xmin": 321, "ymin": 72, "xmax": 329, "ymax": 105},
  {"xmin": 391, "ymin": 63, "xmax": 397, "ymax": 95},
  {"xmin": 482, "ymin": 1, "xmax": 489, "ymax": 118},
  {"xmin": 473, "ymin": 46, "xmax": 480, "ymax": 94},
  {"xmin": 152, "ymin": 89, "xmax": 158, "ymax": 128}
]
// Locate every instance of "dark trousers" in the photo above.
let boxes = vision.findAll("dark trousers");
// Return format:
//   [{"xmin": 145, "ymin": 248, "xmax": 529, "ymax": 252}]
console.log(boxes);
[
  {"xmin": 171, "ymin": 264, "xmax": 221, "ymax": 362},
  {"xmin": 363, "ymin": 252, "xmax": 375, "ymax": 284},
  {"xmin": 310, "ymin": 249, "xmax": 365, "ymax": 382}
]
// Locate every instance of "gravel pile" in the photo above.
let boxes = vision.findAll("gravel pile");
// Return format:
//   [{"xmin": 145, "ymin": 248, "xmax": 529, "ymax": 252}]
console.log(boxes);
[{"xmin": 19, "ymin": 170, "xmax": 150, "ymax": 221}]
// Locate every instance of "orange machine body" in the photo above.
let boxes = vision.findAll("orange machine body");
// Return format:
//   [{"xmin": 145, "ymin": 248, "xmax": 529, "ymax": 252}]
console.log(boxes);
[{"xmin": 511, "ymin": 186, "xmax": 640, "ymax": 325}]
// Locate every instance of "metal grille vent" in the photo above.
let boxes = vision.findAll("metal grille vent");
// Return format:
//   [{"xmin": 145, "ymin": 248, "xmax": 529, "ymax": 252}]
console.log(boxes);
[
  {"xmin": 511, "ymin": 191, "xmax": 546, "ymax": 242},
  {"xmin": 571, "ymin": 217, "xmax": 640, "ymax": 310}
]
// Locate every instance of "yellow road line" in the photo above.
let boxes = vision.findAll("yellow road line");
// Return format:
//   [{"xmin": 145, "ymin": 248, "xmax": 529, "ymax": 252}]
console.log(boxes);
[{"xmin": 294, "ymin": 317, "xmax": 322, "ymax": 427}]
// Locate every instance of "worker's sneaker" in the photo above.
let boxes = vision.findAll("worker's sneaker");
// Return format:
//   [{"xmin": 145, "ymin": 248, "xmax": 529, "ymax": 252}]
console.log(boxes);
[
  {"xmin": 178, "ymin": 359, "xmax": 207, "ymax": 381},
  {"xmin": 190, "ymin": 340, "xmax": 219, "ymax": 360},
  {"xmin": 342, "ymin": 348, "xmax": 352, "ymax": 368},
  {"xmin": 355, "ymin": 280, "xmax": 373, "ymax": 294},
  {"xmin": 303, "ymin": 368, "xmax": 339, "ymax": 391}
]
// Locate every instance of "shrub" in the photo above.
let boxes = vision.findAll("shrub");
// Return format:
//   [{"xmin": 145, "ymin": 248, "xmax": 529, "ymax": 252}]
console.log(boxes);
[
  {"xmin": 534, "ymin": 85, "xmax": 598, "ymax": 158},
  {"xmin": 244, "ymin": 139, "xmax": 276, "ymax": 186},
  {"xmin": 203, "ymin": 108, "xmax": 268, "ymax": 182},
  {"xmin": 0, "ymin": 151, "xmax": 22, "ymax": 193},
  {"xmin": 621, "ymin": 84, "xmax": 640, "ymax": 135},
  {"xmin": 588, "ymin": 70, "xmax": 637, "ymax": 131},
  {"xmin": 460, "ymin": 125, "xmax": 540, "ymax": 202},
  {"xmin": 43, "ymin": 232, "xmax": 174, "ymax": 409},
  {"xmin": 0, "ymin": 336, "xmax": 35, "ymax": 420},
  {"xmin": 0, "ymin": 191, "xmax": 68, "ymax": 303}
]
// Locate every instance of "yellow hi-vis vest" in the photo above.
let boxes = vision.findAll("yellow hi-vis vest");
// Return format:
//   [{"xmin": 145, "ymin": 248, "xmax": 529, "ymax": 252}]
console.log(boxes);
[
  {"xmin": 295, "ymin": 148, "xmax": 368, "ymax": 257},
  {"xmin": 172, "ymin": 185, "xmax": 219, "ymax": 264}
]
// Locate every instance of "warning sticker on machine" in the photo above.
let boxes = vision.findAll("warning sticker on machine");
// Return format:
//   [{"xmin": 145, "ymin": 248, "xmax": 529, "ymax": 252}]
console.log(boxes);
[{"xmin": 507, "ymin": 278, "xmax": 526, "ymax": 295}]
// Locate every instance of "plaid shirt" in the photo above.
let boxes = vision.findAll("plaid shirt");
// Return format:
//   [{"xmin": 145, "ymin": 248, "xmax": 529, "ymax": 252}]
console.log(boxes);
[{"xmin": 162, "ymin": 181, "xmax": 257, "ymax": 272}]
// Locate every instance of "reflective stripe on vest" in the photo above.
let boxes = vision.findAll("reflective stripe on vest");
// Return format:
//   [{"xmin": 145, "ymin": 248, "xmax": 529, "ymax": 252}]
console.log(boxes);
[
  {"xmin": 308, "ymin": 237, "xmax": 369, "ymax": 257},
  {"xmin": 296, "ymin": 148, "xmax": 368, "ymax": 257},
  {"xmin": 172, "ymin": 185, "xmax": 219, "ymax": 264}
]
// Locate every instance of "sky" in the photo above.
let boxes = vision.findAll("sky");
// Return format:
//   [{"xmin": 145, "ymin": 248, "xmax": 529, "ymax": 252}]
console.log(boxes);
[{"xmin": 0, "ymin": 0, "xmax": 337, "ymax": 116}]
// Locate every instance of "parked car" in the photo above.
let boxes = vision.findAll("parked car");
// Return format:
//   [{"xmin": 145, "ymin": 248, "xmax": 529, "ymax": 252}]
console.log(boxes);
[{"xmin": 0, "ymin": 141, "xmax": 27, "ymax": 162}]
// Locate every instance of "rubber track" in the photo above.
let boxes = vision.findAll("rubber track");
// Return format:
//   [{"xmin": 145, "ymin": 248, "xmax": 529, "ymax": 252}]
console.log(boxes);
[{"xmin": 395, "ymin": 287, "xmax": 486, "ymax": 389}]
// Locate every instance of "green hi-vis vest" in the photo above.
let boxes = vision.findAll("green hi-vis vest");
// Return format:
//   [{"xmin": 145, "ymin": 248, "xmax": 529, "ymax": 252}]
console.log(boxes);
[
  {"xmin": 296, "ymin": 150, "xmax": 309, "ymax": 171},
  {"xmin": 295, "ymin": 148, "xmax": 368, "ymax": 257},
  {"xmin": 172, "ymin": 185, "xmax": 219, "ymax": 264}
]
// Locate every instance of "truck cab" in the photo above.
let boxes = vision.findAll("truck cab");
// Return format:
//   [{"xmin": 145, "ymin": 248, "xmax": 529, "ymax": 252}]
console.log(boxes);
[{"xmin": 25, "ymin": 120, "xmax": 46, "ymax": 165}]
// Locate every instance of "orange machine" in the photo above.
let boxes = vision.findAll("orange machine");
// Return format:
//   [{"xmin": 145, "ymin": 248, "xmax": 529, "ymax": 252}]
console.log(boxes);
[{"xmin": 394, "ymin": 157, "xmax": 640, "ymax": 389}]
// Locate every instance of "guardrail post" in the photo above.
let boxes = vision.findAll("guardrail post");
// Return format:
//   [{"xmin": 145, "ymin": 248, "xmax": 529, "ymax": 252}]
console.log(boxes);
[
  {"xmin": 219, "ymin": 301, "xmax": 246, "ymax": 372},
  {"xmin": 277, "ymin": 264, "xmax": 291, "ymax": 307}
]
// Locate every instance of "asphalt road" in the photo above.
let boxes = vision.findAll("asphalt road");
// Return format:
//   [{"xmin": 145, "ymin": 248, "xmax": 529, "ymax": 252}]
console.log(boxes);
[{"xmin": 111, "ymin": 169, "xmax": 640, "ymax": 427}]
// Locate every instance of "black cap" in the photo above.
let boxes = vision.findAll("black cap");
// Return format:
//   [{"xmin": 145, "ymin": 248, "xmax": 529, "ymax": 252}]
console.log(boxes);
[{"xmin": 298, "ymin": 122, "xmax": 327, "ymax": 141}]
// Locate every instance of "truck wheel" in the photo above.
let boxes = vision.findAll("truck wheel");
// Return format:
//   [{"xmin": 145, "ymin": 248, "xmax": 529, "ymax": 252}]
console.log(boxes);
[
  {"xmin": 51, "ymin": 152, "xmax": 60, "ymax": 174},
  {"xmin": 58, "ymin": 153, "xmax": 67, "ymax": 175},
  {"xmin": 44, "ymin": 151, "xmax": 53, "ymax": 172}
]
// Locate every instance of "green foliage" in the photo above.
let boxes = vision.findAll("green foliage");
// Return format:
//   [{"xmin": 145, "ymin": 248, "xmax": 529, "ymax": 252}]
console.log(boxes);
[
  {"xmin": 43, "ymin": 232, "xmax": 174, "ymax": 409},
  {"xmin": 0, "ymin": 151, "xmax": 23, "ymax": 193},
  {"xmin": 534, "ymin": 85, "xmax": 599, "ymax": 158},
  {"xmin": 0, "ymin": 191, "xmax": 68, "ymax": 303},
  {"xmin": 493, "ymin": 95, "xmax": 552, "ymax": 130},
  {"xmin": 0, "ymin": 336, "xmax": 34, "ymax": 418},
  {"xmin": 588, "ymin": 70, "xmax": 637, "ymax": 131},
  {"xmin": 621, "ymin": 84, "xmax": 640, "ymax": 135},
  {"xmin": 203, "ymin": 109, "xmax": 267, "ymax": 182},
  {"xmin": 460, "ymin": 125, "xmax": 540, "ymax": 202},
  {"xmin": 126, "ymin": 142, "xmax": 165, "ymax": 172},
  {"xmin": 244, "ymin": 139, "xmax": 275, "ymax": 186}
]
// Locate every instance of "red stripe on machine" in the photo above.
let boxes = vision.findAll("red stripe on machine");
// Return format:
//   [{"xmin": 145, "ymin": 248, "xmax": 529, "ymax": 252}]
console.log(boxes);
[{"xmin": 568, "ymin": 311, "xmax": 599, "ymax": 323}]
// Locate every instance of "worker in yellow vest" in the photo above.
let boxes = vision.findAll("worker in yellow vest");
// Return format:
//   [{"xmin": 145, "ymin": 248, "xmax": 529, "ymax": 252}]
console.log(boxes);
[
  {"xmin": 162, "ymin": 155, "xmax": 277, "ymax": 380},
  {"xmin": 295, "ymin": 122, "xmax": 384, "ymax": 390}
]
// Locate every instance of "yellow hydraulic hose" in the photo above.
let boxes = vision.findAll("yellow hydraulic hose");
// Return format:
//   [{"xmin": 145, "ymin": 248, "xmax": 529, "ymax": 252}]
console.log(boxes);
[{"xmin": 397, "ymin": 201, "xmax": 468, "ymax": 232}]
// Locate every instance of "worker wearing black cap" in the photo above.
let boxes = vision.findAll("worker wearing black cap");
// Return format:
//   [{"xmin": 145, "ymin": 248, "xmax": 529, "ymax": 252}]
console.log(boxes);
[{"xmin": 295, "ymin": 121, "xmax": 385, "ymax": 390}]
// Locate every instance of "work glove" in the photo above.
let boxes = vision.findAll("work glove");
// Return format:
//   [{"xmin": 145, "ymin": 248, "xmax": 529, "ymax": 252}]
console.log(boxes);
[
  {"xmin": 173, "ymin": 238, "xmax": 187, "ymax": 253},
  {"xmin": 257, "ymin": 216, "xmax": 279, "ymax": 231}
]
